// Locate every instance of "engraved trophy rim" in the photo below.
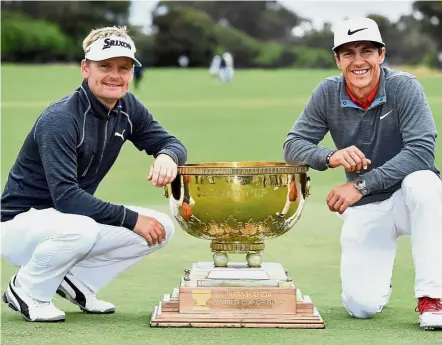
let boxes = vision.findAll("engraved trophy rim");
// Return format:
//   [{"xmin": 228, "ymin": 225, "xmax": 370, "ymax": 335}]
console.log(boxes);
[{"xmin": 178, "ymin": 162, "xmax": 309, "ymax": 175}]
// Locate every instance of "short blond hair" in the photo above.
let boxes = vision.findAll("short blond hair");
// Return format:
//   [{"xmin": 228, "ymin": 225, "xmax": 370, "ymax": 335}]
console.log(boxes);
[{"xmin": 82, "ymin": 26, "xmax": 135, "ymax": 52}]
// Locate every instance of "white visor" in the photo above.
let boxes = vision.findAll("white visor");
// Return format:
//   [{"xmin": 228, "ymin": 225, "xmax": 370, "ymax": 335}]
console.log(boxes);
[{"xmin": 84, "ymin": 36, "xmax": 142, "ymax": 67}]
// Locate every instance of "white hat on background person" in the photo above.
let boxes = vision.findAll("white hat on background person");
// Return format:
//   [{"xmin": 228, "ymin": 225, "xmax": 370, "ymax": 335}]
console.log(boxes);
[{"xmin": 333, "ymin": 18, "xmax": 385, "ymax": 52}]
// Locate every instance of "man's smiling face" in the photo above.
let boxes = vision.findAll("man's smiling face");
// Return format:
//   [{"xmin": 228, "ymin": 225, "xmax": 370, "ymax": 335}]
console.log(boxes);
[
  {"xmin": 335, "ymin": 41, "xmax": 386, "ymax": 92},
  {"xmin": 81, "ymin": 57, "xmax": 134, "ymax": 109}
]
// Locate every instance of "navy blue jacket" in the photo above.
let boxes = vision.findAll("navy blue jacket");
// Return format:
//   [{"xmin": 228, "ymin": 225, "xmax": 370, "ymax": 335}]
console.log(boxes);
[{"xmin": 1, "ymin": 80, "xmax": 187, "ymax": 229}]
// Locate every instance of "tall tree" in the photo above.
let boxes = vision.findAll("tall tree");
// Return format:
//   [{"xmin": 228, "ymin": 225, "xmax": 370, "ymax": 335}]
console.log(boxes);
[
  {"xmin": 159, "ymin": 1, "xmax": 304, "ymax": 42},
  {"xmin": 152, "ymin": 5, "xmax": 217, "ymax": 66},
  {"xmin": 413, "ymin": 1, "xmax": 442, "ymax": 49}
]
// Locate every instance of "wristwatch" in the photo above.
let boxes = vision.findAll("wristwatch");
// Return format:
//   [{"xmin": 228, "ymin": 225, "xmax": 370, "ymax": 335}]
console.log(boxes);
[{"xmin": 353, "ymin": 176, "xmax": 368, "ymax": 196}]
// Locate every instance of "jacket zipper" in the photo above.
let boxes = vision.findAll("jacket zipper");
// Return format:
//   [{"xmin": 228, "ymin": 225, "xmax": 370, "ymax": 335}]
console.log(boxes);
[
  {"xmin": 96, "ymin": 109, "xmax": 111, "ymax": 174},
  {"xmin": 81, "ymin": 150, "xmax": 95, "ymax": 177}
]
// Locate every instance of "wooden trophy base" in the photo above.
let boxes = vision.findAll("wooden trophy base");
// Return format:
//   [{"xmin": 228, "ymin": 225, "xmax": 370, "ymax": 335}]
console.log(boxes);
[{"xmin": 150, "ymin": 262, "xmax": 325, "ymax": 328}]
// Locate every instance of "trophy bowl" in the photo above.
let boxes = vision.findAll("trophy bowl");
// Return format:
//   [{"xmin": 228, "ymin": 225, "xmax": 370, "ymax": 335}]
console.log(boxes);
[{"xmin": 165, "ymin": 162, "xmax": 310, "ymax": 267}]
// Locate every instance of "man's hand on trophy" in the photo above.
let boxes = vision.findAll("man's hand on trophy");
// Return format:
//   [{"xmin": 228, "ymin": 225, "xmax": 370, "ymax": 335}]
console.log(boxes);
[
  {"xmin": 326, "ymin": 182, "xmax": 363, "ymax": 214},
  {"xmin": 133, "ymin": 214, "xmax": 166, "ymax": 246},
  {"xmin": 147, "ymin": 154, "xmax": 178, "ymax": 187},
  {"xmin": 328, "ymin": 146, "xmax": 371, "ymax": 173}
]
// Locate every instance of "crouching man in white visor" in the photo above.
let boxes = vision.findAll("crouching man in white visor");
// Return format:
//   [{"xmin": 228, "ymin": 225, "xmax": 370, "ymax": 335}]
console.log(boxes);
[
  {"xmin": 284, "ymin": 18, "xmax": 442, "ymax": 330},
  {"xmin": 1, "ymin": 26, "xmax": 187, "ymax": 322}
]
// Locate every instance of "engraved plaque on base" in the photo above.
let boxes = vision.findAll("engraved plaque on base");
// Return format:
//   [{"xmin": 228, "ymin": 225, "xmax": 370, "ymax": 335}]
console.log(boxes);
[{"xmin": 150, "ymin": 262, "xmax": 324, "ymax": 328}]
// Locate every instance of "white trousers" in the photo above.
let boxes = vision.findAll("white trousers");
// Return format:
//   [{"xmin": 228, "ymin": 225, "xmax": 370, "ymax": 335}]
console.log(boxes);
[
  {"xmin": 339, "ymin": 170, "xmax": 442, "ymax": 318},
  {"xmin": 1, "ymin": 206, "xmax": 175, "ymax": 301},
  {"xmin": 217, "ymin": 67, "xmax": 234, "ymax": 83}
]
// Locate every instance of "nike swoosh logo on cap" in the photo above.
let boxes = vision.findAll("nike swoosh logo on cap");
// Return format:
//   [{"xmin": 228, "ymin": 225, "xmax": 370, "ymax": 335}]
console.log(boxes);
[{"xmin": 347, "ymin": 28, "xmax": 368, "ymax": 35}]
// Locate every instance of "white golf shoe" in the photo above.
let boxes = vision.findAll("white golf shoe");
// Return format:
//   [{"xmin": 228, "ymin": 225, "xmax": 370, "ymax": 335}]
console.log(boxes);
[
  {"xmin": 56, "ymin": 272, "xmax": 115, "ymax": 314},
  {"xmin": 2, "ymin": 275, "xmax": 65, "ymax": 322},
  {"xmin": 416, "ymin": 297, "xmax": 442, "ymax": 330}
]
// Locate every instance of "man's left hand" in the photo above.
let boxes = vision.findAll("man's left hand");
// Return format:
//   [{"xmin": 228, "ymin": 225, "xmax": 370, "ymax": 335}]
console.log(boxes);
[
  {"xmin": 326, "ymin": 181, "xmax": 363, "ymax": 214},
  {"xmin": 147, "ymin": 154, "xmax": 178, "ymax": 187}
]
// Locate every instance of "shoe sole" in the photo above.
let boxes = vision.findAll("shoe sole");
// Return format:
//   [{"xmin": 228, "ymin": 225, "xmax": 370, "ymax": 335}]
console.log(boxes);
[
  {"xmin": 3, "ymin": 291, "xmax": 65, "ymax": 322},
  {"xmin": 420, "ymin": 326, "xmax": 442, "ymax": 330},
  {"xmin": 420, "ymin": 324, "xmax": 442, "ymax": 330},
  {"xmin": 57, "ymin": 288, "xmax": 115, "ymax": 314},
  {"xmin": 420, "ymin": 320, "xmax": 442, "ymax": 330}
]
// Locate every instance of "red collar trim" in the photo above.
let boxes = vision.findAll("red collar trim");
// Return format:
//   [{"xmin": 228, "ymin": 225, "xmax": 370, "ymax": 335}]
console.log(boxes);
[{"xmin": 345, "ymin": 81, "xmax": 380, "ymax": 110}]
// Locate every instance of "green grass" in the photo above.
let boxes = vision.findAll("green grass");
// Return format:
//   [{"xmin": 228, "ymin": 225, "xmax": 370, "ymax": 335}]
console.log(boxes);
[{"xmin": 1, "ymin": 65, "xmax": 442, "ymax": 345}]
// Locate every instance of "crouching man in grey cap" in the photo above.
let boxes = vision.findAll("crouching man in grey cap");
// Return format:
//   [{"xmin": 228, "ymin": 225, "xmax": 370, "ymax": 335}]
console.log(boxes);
[
  {"xmin": 1, "ymin": 26, "xmax": 187, "ymax": 322},
  {"xmin": 284, "ymin": 17, "xmax": 442, "ymax": 330}
]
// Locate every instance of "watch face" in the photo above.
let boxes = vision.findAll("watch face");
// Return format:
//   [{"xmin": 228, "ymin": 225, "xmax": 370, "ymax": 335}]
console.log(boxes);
[{"xmin": 354, "ymin": 178, "xmax": 367, "ymax": 195}]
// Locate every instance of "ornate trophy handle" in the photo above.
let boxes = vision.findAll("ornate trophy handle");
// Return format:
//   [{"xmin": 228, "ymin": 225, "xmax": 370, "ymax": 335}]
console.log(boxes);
[
  {"xmin": 306, "ymin": 176, "xmax": 311, "ymax": 197},
  {"xmin": 167, "ymin": 175, "xmax": 193, "ymax": 222},
  {"xmin": 288, "ymin": 178, "xmax": 297, "ymax": 201}
]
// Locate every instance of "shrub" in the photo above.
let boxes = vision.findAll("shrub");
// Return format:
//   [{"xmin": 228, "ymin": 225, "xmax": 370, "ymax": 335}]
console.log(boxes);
[{"xmin": 1, "ymin": 10, "xmax": 72, "ymax": 62}]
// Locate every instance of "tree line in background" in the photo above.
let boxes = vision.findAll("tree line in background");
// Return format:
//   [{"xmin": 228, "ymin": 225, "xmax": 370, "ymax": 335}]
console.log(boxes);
[{"xmin": 1, "ymin": 1, "xmax": 441, "ymax": 68}]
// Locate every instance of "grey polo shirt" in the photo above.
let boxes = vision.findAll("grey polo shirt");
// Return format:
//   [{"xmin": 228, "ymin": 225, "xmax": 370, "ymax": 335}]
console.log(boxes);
[{"xmin": 283, "ymin": 67, "xmax": 439, "ymax": 206}]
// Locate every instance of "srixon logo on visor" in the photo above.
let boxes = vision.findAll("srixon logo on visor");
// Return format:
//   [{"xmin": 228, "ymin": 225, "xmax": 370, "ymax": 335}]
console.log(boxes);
[{"xmin": 102, "ymin": 38, "xmax": 132, "ymax": 50}]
